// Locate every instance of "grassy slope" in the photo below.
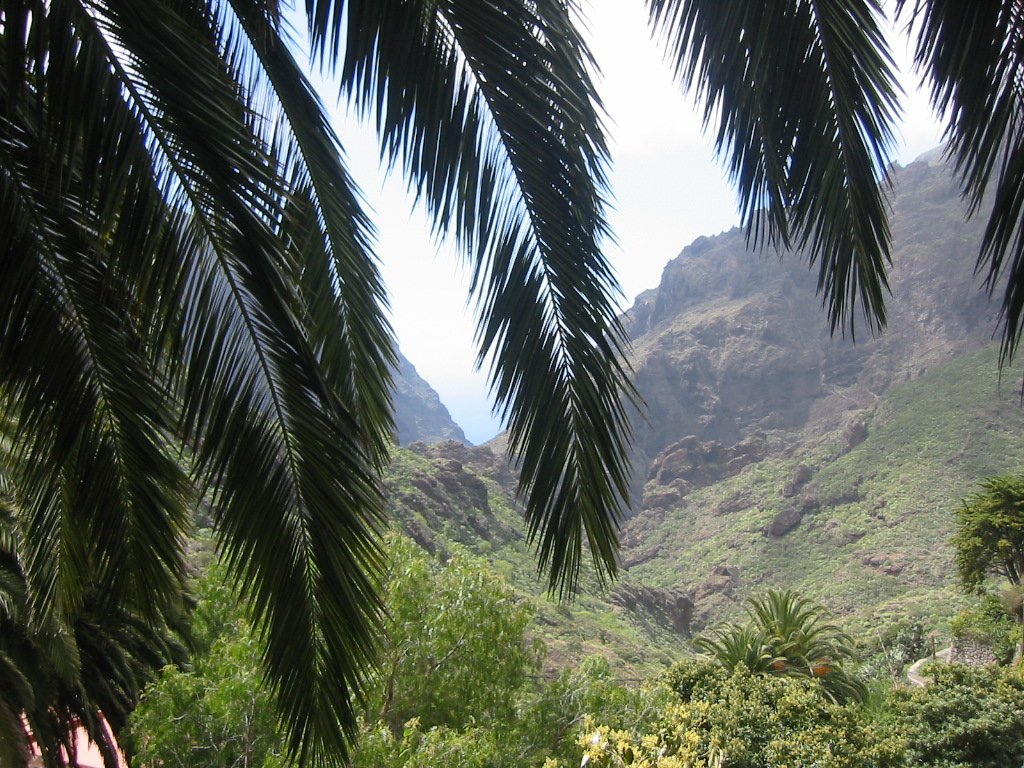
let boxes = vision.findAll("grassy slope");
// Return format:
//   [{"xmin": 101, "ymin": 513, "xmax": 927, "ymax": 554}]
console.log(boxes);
[
  {"xmin": 384, "ymin": 445, "xmax": 687, "ymax": 676},
  {"xmin": 624, "ymin": 343, "xmax": 1024, "ymax": 639}
]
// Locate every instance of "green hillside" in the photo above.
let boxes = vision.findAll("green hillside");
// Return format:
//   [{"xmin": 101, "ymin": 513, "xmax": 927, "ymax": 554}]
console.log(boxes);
[{"xmin": 625, "ymin": 343, "xmax": 1024, "ymax": 636}]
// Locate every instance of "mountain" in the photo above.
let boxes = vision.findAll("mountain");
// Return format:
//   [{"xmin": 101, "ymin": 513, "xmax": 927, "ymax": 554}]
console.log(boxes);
[
  {"xmin": 392, "ymin": 350, "xmax": 468, "ymax": 445},
  {"xmin": 382, "ymin": 150, "xmax": 1024, "ymax": 663},
  {"xmin": 625, "ymin": 151, "xmax": 998, "ymax": 484},
  {"xmin": 617, "ymin": 151, "xmax": 1024, "ymax": 633}
]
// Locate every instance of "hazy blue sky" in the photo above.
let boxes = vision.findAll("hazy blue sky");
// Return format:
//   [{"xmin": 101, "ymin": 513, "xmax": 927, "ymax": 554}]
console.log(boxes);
[{"xmin": 320, "ymin": 3, "xmax": 944, "ymax": 444}]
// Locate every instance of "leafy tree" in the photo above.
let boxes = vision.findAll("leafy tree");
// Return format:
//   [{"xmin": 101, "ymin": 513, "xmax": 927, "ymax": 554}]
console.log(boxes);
[
  {"xmin": 952, "ymin": 474, "xmax": 1024, "ymax": 655},
  {"xmin": 0, "ymin": 492, "xmax": 189, "ymax": 768},
  {"xmin": 952, "ymin": 475, "xmax": 1024, "ymax": 592},
  {"xmin": 127, "ymin": 571, "xmax": 286, "ymax": 768},
  {"xmin": 695, "ymin": 589, "xmax": 868, "ymax": 703},
  {"xmin": 886, "ymin": 663, "xmax": 1024, "ymax": 768},
  {"xmin": 361, "ymin": 538, "xmax": 541, "ymax": 736}
]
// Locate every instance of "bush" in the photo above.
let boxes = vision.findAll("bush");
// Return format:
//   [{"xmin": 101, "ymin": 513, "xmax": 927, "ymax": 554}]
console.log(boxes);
[
  {"xmin": 578, "ymin": 666, "xmax": 904, "ymax": 768},
  {"xmin": 886, "ymin": 663, "xmax": 1024, "ymax": 768},
  {"xmin": 949, "ymin": 592, "xmax": 1018, "ymax": 664}
]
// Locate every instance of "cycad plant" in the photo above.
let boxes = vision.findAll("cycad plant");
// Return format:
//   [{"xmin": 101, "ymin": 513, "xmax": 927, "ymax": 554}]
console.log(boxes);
[{"xmin": 695, "ymin": 590, "xmax": 868, "ymax": 704}]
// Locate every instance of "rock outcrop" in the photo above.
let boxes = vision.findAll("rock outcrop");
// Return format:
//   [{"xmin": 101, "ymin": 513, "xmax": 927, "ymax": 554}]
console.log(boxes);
[{"xmin": 392, "ymin": 351, "xmax": 468, "ymax": 446}]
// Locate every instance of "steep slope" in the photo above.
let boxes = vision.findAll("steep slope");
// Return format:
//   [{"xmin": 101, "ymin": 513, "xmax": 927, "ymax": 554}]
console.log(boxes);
[
  {"xmin": 626, "ymin": 343, "xmax": 1024, "ymax": 633},
  {"xmin": 392, "ymin": 350, "xmax": 468, "ymax": 445},
  {"xmin": 625, "ymin": 153, "xmax": 998, "ymax": 480},
  {"xmin": 620, "ymin": 152, "xmax": 1024, "ymax": 632}
]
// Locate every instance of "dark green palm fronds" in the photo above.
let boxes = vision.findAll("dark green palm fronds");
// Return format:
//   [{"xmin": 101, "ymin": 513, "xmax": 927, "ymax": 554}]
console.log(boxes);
[
  {"xmin": 696, "ymin": 590, "xmax": 867, "ymax": 704},
  {"xmin": 647, "ymin": 0, "xmax": 901, "ymax": 337},
  {"xmin": 326, "ymin": 0, "xmax": 634, "ymax": 594},
  {"xmin": 1, "ymin": 0, "xmax": 634, "ymax": 762},
  {"xmin": 899, "ymin": 0, "xmax": 1024, "ymax": 360},
  {"xmin": 694, "ymin": 622, "xmax": 777, "ymax": 675},
  {"xmin": 2, "ymin": 0, "xmax": 393, "ymax": 761}
]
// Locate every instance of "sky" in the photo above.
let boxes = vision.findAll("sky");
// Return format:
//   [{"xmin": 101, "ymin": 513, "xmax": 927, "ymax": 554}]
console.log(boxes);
[{"xmin": 321, "ymin": 3, "xmax": 945, "ymax": 445}]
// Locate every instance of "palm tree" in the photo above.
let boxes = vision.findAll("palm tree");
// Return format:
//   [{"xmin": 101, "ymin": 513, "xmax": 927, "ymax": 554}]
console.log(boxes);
[
  {"xmin": 696, "ymin": 590, "xmax": 867, "ymax": 703},
  {"xmin": 1, "ymin": 1, "xmax": 631, "ymax": 764}
]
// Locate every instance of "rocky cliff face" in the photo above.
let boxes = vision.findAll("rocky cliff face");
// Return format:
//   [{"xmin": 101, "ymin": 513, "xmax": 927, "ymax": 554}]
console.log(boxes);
[
  {"xmin": 625, "ymin": 153, "xmax": 999, "ymax": 499},
  {"xmin": 392, "ymin": 351, "xmax": 468, "ymax": 445}
]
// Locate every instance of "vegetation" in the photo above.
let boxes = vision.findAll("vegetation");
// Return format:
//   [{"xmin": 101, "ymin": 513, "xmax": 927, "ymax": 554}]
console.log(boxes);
[
  {"xmin": 125, "ymin": 550, "xmax": 1024, "ymax": 768},
  {"xmin": 627, "ymin": 343, "xmax": 1024, "ymax": 632},
  {"xmin": 360, "ymin": 538, "xmax": 540, "ymax": 735},
  {"xmin": 695, "ymin": 590, "xmax": 868, "ymax": 703},
  {"xmin": 886, "ymin": 664, "xmax": 1024, "ymax": 768},
  {"xmin": 9, "ymin": 0, "xmax": 1024, "ymax": 764},
  {"xmin": 579, "ymin": 669, "xmax": 903, "ymax": 768},
  {"xmin": 949, "ymin": 593, "xmax": 1018, "ymax": 665},
  {"xmin": 127, "ymin": 571, "xmax": 285, "ymax": 768},
  {"xmin": 129, "ymin": 540, "xmax": 672, "ymax": 768},
  {"xmin": 953, "ymin": 475, "xmax": 1024, "ymax": 593},
  {"xmin": 0, "ymin": 491, "xmax": 188, "ymax": 767}
]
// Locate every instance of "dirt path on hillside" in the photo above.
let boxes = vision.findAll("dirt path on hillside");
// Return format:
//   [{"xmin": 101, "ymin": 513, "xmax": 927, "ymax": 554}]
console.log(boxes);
[{"xmin": 906, "ymin": 647, "xmax": 951, "ymax": 686}]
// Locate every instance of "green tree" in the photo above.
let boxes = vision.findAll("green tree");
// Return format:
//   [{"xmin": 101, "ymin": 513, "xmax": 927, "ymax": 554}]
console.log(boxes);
[
  {"xmin": 361, "ymin": 538, "xmax": 540, "ymax": 736},
  {"xmin": 695, "ymin": 589, "xmax": 868, "ymax": 703},
  {"xmin": 952, "ymin": 475, "xmax": 1024, "ymax": 593},
  {"xmin": 887, "ymin": 663, "xmax": 1024, "ymax": 768},
  {"xmin": 0, "ymin": 529, "xmax": 189, "ymax": 768},
  {"xmin": 1, "ymin": 1, "xmax": 629, "ymax": 763},
  {"xmin": 951, "ymin": 474, "xmax": 1024, "ymax": 657},
  {"xmin": 126, "ymin": 570, "xmax": 286, "ymax": 768}
]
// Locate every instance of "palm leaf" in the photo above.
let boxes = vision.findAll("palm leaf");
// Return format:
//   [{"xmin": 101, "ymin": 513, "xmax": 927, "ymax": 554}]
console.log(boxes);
[
  {"xmin": 87, "ymin": 1, "xmax": 395, "ymax": 760},
  {"xmin": 648, "ymin": 0, "xmax": 901, "ymax": 337},
  {"xmin": 317, "ymin": 0, "xmax": 636, "ymax": 594},
  {"xmin": 3, "ymin": 0, "xmax": 394, "ymax": 762}
]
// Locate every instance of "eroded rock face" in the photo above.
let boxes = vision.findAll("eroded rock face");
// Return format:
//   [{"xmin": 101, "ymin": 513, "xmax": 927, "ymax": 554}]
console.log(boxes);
[
  {"xmin": 388, "ymin": 441, "xmax": 522, "ymax": 555},
  {"xmin": 615, "ymin": 154, "xmax": 1011, "ymax": 629},
  {"xmin": 624, "ymin": 155, "xmax": 998, "ymax": 501},
  {"xmin": 647, "ymin": 433, "xmax": 768, "ymax": 493},
  {"xmin": 610, "ymin": 583, "xmax": 695, "ymax": 637}
]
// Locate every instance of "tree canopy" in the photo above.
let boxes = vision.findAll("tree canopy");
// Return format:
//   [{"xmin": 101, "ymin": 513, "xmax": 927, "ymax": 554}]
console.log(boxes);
[{"xmin": 952, "ymin": 475, "xmax": 1024, "ymax": 592}]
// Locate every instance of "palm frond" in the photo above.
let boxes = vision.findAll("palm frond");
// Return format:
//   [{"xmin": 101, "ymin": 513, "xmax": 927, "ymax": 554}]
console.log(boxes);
[
  {"xmin": 648, "ymin": 0, "xmax": 901, "ymax": 336},
  {"xmin": 318, "ymin": 0, "xmax": 635, "ymax": 594},
  {"xmin": 85, "ymin": 1, "xmax": 395, "ymax": 760},
  {"xmin": 899, "ymin": 0, "xmax": 1024, "ymax": 361},
  {"xmin": 3, "ymin": 0, "xmax": 396, "ymax": 762}
]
